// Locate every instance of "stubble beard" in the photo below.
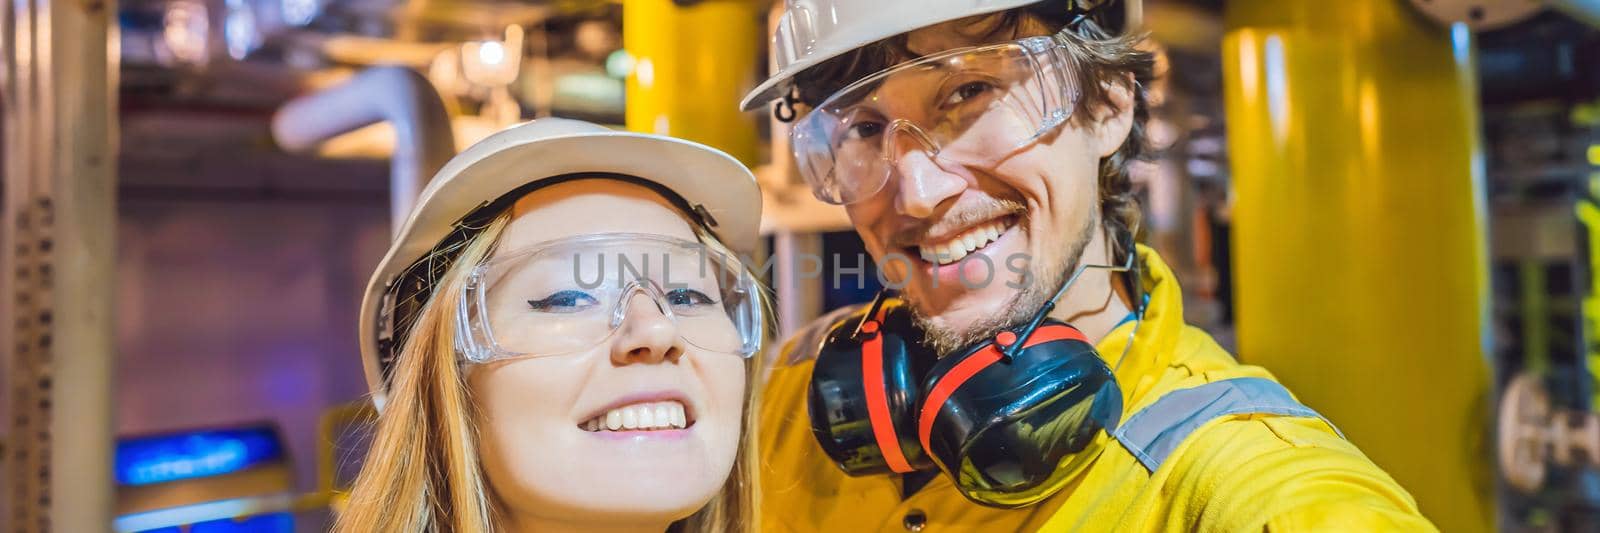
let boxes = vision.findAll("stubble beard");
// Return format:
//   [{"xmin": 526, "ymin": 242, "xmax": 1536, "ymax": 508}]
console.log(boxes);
[{"xmin": 911, "ymin": 210, "xmax": 1100, "ymax": 356}]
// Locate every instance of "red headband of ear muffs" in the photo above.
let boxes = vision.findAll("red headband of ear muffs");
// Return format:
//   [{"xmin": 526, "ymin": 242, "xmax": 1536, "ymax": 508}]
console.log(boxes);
[{"xmin": 807, "ymin": 243, "xmax": 1141, "ymax": 508}]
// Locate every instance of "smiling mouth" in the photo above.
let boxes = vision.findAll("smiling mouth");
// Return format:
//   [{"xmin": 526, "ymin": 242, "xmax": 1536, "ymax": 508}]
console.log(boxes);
[
  {"xmin": 910, "ymin": 215, "xmax": 1019, "ymax": 266},
  {"xmin": 580, "ymin": 400, "xmax": 694, "ymax": 432}
]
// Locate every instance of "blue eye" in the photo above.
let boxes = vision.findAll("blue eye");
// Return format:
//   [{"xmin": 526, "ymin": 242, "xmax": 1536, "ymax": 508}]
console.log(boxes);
[
  {"xmin": 528, "ymin": 290, "xmax": 600, "ymax": 313},
  {"xmin": 666, "ymin": 288, "xmax": 717, "ymax": 308}
]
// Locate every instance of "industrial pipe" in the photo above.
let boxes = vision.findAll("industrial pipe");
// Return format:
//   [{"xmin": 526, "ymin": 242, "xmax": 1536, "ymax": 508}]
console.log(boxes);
[
  {"xmin": 1223, "ymin": 1, "xmax": 1491, "ymax": 530},
  {"xmin": 271, "ymin": 66, "xmax": 456, "ymax": 234},
  {"xmin": 623, "ymin": 0, "xmax": 759, "ymax": 165}
]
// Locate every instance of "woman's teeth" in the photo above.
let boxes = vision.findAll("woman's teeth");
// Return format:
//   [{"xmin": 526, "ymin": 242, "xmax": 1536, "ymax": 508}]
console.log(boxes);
[
  {"xmin": 582, "ymin": 400, "xmax": 689, "ymax": 432},
  {"xmin": 919, "ymin": 219, "xmax": 1010, "ymax": 266}
]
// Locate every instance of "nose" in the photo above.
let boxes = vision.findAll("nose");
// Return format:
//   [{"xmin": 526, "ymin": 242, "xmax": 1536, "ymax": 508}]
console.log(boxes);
[
  {"xmin": 889, "ymin": 146, "xmax": 968, "ymax": 218},
  {"xmin": 610, "ymin": 293, "xmax": 684, "ymax": 365}
]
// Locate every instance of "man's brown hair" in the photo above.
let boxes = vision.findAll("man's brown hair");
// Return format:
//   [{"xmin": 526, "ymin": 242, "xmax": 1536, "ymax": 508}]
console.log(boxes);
[{"xmin": 789, "ymin": 2, "xmax": 1156, "ymax": 253}]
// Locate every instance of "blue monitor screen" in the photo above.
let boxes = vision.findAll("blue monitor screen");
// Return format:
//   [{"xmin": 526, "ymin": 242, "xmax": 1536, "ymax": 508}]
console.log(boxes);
[
  {"xmin": 115, "ymin": 426, "xmax": 285, "ymax": 486},
  {"xmin": 133, "ymin": 512, "xmax": 293, "ymax": 533}
]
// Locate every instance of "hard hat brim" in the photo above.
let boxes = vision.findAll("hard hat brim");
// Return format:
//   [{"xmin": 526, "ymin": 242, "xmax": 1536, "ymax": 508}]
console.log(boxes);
[
  {"xmin": 738, "ymin": 0, "xmax": 1037, "ymax": 112},
  {"xmin": 359, "ymin": 121, "xmax": 760, "ymax": 408}
]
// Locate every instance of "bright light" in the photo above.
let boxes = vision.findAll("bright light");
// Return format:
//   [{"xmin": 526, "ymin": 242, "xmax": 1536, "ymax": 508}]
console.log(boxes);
[
  {"xmin": 163, "ymin": 1, "xmax": 210, "ymax": 65},
  {"xmin": 224, "ymin": 0, "xmax": 261, "ymax": 60},
  {"xmin": 458, "ymin": 27, "xmax": 522, "ymax": 88},
  {"xmin": 281, "ymin": 0, "xmax": 319, "ymax": 27},
  {"xmin": 477, "ymin": 40, "xmax": 506, "ymax": 67},
  {"xmin": 636, "ymin": 58, "xmax": 655, "ymax": 88},
  {"xmin": 605, "ymin": 49, "xmax": 635, "ymax": 79}
]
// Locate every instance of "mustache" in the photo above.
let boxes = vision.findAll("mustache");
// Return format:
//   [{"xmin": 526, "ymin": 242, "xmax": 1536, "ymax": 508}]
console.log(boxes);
[{"xmin": 888, "ymin": 198, "xmax": 1026, "ymax": 248}]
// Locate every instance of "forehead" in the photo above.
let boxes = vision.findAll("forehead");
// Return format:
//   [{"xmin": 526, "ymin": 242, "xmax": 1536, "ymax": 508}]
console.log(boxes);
[
  {"xmin": 497, "ymin": 179, "xmax": 698, "ymax": 252},
  {"xmin": 902, "ymin": 13, "xmax": 1043, "ymax": 58}
]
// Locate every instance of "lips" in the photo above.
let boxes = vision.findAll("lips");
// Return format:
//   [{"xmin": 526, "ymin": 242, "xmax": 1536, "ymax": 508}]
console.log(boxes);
[{"xmin": 915, "ymin": 216, "xmax": 1018, "ymax": 266}]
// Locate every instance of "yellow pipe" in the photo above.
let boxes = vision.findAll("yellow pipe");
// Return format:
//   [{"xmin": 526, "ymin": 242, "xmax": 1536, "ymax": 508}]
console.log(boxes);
[
  {"xmin": 1223, "ymin": 2, "xmax": 1492, "ymax": 530},
  {"xmin": 623, "ymin": 0, "xmax": 760, "ymax": 166}
]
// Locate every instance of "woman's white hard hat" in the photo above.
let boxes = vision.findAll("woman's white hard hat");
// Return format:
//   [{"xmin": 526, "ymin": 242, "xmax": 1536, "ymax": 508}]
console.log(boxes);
[
  {"xmin": 738, "ymin": 0, "xmax": 1042, "ymax": 111},
  {"xmin": 358, "ymin": 118, "xmax": 761, "ymax": 407}
]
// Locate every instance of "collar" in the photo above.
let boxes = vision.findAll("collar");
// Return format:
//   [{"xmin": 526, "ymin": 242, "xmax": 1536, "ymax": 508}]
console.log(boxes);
[{"xmin": 1093, "ymin": 244, "xmax": 1186, "ymax": 406}]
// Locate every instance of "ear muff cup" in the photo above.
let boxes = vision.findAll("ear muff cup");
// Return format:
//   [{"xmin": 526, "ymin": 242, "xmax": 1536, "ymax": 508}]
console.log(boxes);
[
  {"xmin": 916, "ymin": 321, "xmax": 1122, "ymax": 508},
  {"xmin": 806, "ymin": 304, "xmax": 1127, "ymax": 508},
  {"xmin": 808, "ymin": 302, "xmax": 936, "ymax": 475}
]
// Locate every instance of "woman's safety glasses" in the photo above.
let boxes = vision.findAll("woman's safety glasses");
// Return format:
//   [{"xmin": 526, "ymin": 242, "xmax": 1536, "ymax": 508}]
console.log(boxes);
[
  {"xmin": 456, "ymin": 233, "xmax": 763, "ymax": 363},
  {"xmin": 792, "ymin": 32, "xmax": 1081, "ymax": 205}
]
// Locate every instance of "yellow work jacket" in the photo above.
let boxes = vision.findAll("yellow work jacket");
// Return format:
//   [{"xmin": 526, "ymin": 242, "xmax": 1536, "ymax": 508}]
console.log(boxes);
[{"xmin": 756, "ymin": 246, "xmax": 1436, "ymax": 532}]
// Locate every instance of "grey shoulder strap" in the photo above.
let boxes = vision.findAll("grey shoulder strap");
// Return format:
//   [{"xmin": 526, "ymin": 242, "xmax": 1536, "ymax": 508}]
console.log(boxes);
[{"xmin": 1110, "ymin": 377, "xmax": 1341, "ymax": 472}]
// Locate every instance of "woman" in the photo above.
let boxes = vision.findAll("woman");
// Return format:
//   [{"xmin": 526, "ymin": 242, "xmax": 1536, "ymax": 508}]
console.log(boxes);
[{"xmin": 339, "ymin": 118, "xmax": 766, "ymax": 532}]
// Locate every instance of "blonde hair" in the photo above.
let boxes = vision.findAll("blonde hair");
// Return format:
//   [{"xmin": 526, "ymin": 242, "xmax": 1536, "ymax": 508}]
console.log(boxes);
[{"xmin": 336, "ymin": 211, "xmax": 764, "ymax": 532}]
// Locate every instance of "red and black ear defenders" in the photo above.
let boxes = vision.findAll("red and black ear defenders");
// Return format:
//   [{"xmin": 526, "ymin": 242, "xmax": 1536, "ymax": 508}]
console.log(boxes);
[{"xmin": 807, "ymin": 244, "xmax": 1142, "ymax": 508}]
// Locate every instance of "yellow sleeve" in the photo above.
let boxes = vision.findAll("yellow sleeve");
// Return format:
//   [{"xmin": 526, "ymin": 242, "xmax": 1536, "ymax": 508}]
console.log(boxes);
[{"xmin": 1163, "ymin": 416, "xmax": 1439, "ymax": 532}]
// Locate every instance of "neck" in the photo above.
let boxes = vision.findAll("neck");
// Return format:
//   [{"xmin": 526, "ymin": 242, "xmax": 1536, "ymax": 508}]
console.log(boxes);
[
  {"xmin": 504, "ymin": 512, "xmax": 672, "ymax": 533},
  {"xmin": 1047, "ymin": 227, "xmax": 1134, "ymax": 344}
]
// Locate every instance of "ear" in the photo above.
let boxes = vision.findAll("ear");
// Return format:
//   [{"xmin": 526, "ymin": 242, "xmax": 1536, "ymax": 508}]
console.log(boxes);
[{"xmin": 1089, "ymin": 74, "xmax": 1136, "ymax": 158}]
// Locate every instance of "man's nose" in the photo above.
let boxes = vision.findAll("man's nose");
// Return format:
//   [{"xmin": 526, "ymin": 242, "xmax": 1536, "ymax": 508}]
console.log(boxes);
[{"xmin": 886, "ymin": 124, "xmax": 968, "ymax": 218}]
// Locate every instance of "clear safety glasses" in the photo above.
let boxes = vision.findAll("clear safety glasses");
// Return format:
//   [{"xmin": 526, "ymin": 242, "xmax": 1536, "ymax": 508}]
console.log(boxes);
[
  {"xmin": 791, "ymin": 32, "xmax": 1082, "ymax": 205},
  {"xmin": 456, "ymin": 233, "xmax": 764, "ymax": 363}
]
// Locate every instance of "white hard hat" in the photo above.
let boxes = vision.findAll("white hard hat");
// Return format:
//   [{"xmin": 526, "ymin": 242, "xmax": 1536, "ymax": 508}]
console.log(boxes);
[
  {"xmin": 358, "ymin": 118, "xmax": 761, "ymax": 407},
  {"xmin": 739, "ymin": 0, "xmax": 1041, "ymax": 111}
]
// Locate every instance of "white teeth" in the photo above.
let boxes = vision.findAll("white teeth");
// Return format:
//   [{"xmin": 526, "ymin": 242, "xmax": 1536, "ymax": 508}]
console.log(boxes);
[
  {"xmin": 583, "ymin": 401, "xmax": 690, "ymax": 432},
  {"xmin": 919, "ymin": 219, "xmax": 1013, "ymax": 266},
  {"xmin": 638, "ymin": 407, "xmax": 655, "ymax": 428},
  {"xmin": 654, "ymin": 404, "xmax": 670, "ymax": 427}
]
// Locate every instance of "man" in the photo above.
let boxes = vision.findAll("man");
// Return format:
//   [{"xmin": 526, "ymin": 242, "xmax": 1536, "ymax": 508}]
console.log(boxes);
[{"xmin": 741, "ymin": 0, "xmax": 1437, "ymax": 530}]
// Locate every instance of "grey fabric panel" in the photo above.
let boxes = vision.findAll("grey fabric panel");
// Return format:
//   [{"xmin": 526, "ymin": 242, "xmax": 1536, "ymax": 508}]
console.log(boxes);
[{"xmin": 1110, "ymin": 377, "xmax": 1340, "ymax": 472}]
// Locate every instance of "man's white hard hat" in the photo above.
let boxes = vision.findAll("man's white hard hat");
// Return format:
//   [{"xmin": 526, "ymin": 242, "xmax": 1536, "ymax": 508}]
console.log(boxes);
[
  {"xmin": 738, "ymin": 0, "xmax": 1042, "ymax": 111},
  {"xmin": 358, "ymin": 118, "xmax": 760, "ymax": 408}
]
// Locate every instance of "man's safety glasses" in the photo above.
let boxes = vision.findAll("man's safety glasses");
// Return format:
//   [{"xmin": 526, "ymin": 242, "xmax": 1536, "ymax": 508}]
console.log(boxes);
[{"xmin": 792, "ymin": 32, "xmax": 1082, "ymax": 205}]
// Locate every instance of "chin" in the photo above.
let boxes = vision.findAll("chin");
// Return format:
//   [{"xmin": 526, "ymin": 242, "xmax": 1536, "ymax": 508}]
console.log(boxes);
[
  {"xmin": 523, "ymin": 457, "xmax": 728, "ymax": 522},
  {"xmin": 909, "ymin": 284, "xmax": 1033, "ymax": 354},
  {"xmin": 486, "ymin": 423, "xmax": 737, "ymax": 526},
  {"xmin": 914, "ymin": 291, "xmax": 1005, "ymax": 327},
  {"xmin": 576, "ymin": 482, "xmax": 717, "ymax": 519}
]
